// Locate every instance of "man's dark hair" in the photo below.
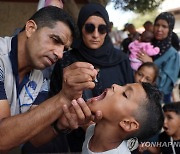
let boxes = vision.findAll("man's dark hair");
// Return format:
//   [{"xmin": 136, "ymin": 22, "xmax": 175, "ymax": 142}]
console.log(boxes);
[
  {"xmin": 163, "ymin": 102, "xmax": 180, "ymax": 115},
  {"xmin": 22, "ymin": 6, "xmax": 78, "ymax": 39},
  {"xmin": 130, "ymin": 82, "xmax": 164, "ymax": 141}
]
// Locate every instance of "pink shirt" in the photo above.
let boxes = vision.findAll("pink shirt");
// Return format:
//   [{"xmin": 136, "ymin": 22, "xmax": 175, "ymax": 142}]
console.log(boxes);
[{"xmin": 129, "ymin": 40, "xmax": 160, "ymax": 70}]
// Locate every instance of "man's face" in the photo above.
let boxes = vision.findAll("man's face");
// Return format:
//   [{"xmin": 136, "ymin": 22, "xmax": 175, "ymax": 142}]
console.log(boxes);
[
  {"xmin": 82, "ymin": 15, "xmax": 107, "ymax": 49},
  {"xmin": 26, "ymin": 21, "xmax": 72, "ymax": 70},
  {"xmin": 87, "ymin": 83, "xmax": 147, "ymax": 122},
  {"xmin": 163, "ymin": 111, "xmax": 180, "ymax": 137}
]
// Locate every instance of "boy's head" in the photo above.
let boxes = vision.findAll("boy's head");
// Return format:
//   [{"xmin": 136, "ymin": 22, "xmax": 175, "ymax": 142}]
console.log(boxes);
[
  {"xmin": 163, "ymin": 102, "xmax": 180, "ymax": 137},
  {"xmin": 140, "ymin": 31, "xmax": 154, "ymax": 42},
  {"xmin": 130, "ymin": 82, "xmax": 164, "ymax": 141},
  {"xmin": 87, "ymin": 82, "xmax": 164, "ymax": 141},
  {"xmin": 135, "ymin": 62, "xmax": 159, "ymax": 85}
]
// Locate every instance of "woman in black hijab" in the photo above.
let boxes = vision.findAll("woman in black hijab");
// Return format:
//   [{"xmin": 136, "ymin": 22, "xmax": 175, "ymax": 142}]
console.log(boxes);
[
  {"xmin": 50, "ymin": 3, "xmax": 134, "ymax": 98},
  {"xmin": 138, "ymin": 12, "xmax": 180, "ymax": 103}
]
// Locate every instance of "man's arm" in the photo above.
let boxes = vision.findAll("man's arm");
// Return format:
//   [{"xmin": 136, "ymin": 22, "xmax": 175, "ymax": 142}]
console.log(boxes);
[
  {"xmin": 0, "ymin": 62, "xmax": 98, "ymax": 151},
  {"xmin": 0, "ymin": 93, "xmax": 69, "ymax": 150}
]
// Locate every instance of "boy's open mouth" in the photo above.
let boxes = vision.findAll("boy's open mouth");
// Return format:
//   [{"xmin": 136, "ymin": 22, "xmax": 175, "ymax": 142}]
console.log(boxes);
[
  {"xmin": 88, "ymin": 89, "xmax": 107, "ymax": 102},
  {"xmin": 163, "ymin": 126, "xmax": 168, "ymax": 131}
]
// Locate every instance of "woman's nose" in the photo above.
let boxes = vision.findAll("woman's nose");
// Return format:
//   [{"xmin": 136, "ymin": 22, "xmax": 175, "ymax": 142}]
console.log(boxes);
[{"xmin": 92, "ymin": 28, "xmax": 99, "ymax": 37}]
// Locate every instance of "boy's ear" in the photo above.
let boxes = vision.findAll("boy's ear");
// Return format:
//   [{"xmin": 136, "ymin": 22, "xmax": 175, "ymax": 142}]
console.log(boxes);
[
  {"xmin": 119, "ymin": 118, "xmax": 139, "ymax": 132},
  {"xmin": 25, "ymin": 20, "xmax": 37, "ymax": 37}
]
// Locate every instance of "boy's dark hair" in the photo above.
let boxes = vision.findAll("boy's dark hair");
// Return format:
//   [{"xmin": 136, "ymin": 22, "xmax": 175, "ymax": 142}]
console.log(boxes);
[
  {"xmin": 22, "ymin": 6, "xmax": 78, "ymax": 39},
  {"xmin": 137, "ymin": 62, "xmax": 159, "ymax": 83},
  {"xmin": 131, "ymin": 82, "xmax": 164, "ymax": 141},
  {"xmin": 163, "ymin": 102, "xmax": 180, "ymax": 115}
]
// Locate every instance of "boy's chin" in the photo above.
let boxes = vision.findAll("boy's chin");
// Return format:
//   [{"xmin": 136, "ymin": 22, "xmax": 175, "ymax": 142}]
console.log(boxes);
[{"xmin": 164, "ymin": 129, "xmax": 172, "ymax": 136}]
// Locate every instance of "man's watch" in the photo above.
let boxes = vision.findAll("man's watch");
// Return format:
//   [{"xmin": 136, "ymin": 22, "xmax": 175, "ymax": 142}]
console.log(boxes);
[{"xmin": 52, "ymin": 120, "xmax": 72, "ymax": 135}]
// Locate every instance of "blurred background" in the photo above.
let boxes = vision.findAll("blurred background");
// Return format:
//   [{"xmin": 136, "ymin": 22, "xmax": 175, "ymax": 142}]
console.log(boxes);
[{"xmin": 0, "ymin": 0, "xmax": 179, "ymax": 37}]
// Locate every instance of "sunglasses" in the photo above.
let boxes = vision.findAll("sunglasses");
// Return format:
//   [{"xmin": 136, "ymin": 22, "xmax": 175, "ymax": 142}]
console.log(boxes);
[{"xmin": 84, "ymin": 23, "xmax": 108, "ymax": 34}]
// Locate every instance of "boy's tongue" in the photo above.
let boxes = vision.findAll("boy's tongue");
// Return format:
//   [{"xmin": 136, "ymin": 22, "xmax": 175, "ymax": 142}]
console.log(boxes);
[{"xmin": 87, "ymin": 89, "xmax": 107, "ymax": 103}]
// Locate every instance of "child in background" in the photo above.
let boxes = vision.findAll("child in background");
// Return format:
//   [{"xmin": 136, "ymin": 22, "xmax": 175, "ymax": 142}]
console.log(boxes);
[
  {"xmin": 80, "ymin": 82, "xmax": 164, "ymax": 154},
  {"xmin": 129, "ymin": 31, "xmax": 160, "ymax": 71},
  {"xmin": 134, "ymin": 62, "xmax": 159, "ymax": 85},
  {"xmin": 139, "ymin": 102, "xmax": 180, "ymax": 154}
]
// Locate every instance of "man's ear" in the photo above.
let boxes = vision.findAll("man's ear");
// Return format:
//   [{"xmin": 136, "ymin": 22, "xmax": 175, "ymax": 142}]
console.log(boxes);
[
  {"xmin": 119, "ymin": 118, "xmax": 139, "ymax": 132},
  {"xmin": 25, "ymin": 20, "xmax": 37, "ymax": 37}
]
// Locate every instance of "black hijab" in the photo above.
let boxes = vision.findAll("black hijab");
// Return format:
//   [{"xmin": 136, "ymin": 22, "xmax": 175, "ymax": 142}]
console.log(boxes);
[
  {"xmin": 152, "ymin": 12, "xmax": 175, "ymax": 59},
  {"xmin": 73, "ymin": 3, "xmax": 125, "ymax": 67}
]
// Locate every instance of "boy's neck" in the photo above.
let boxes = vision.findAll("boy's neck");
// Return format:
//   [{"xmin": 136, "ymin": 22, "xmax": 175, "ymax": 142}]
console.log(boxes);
[{"xmin": 89, "ymin": 123, "xmax": 125, "ymax": 152}]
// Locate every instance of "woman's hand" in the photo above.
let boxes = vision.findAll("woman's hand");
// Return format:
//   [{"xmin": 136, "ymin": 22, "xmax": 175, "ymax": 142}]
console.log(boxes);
[{"xmin": 137, "ymin": 50, "xmax": 153, "ymax": 63}]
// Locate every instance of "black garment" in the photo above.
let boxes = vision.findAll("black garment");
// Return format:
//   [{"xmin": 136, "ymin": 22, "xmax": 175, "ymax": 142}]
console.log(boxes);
[
  {"xmin": 172, "ymin": 32, "xmax": 180, "ymax": 51},
  {"xmin": 159, "ymin": 131, "xmax": 180, "ymax": 154},
  {"xmin": 22, "ymin": 133, "xmax": 69, "ymax": 153},
  {"xmin": 49, "ymin": 48, "xmax": 134, "ymax": 152}
]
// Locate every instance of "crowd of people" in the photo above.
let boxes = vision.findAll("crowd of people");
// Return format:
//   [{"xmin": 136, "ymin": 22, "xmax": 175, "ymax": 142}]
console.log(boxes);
[{"xmin": 0, "ymin": 0, "xmax": 180, "ymax": 154}]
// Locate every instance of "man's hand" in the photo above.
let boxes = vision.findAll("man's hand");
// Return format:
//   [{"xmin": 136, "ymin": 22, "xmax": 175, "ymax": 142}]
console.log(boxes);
[
  {"xmin": 56, "ymin": 98, "xmax": 102, "ymax": 130},
  {"xmin": 61, "ymin": 62, "xmax": 98, "ymax": 100}
]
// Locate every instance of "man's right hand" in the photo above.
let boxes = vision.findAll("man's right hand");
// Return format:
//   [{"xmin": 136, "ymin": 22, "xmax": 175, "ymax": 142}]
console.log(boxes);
[{"xmin": 61, "ymin": 62, "xmax": 98, "ymax": 100}]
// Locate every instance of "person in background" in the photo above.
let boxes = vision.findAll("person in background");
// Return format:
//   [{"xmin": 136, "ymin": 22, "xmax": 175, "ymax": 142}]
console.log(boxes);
[
  {"xmin": 134, "ymin": 62, "xmax": 159, "ymax": 85},
  {"xmin": 49, "ymin": 3, "xmax": 134, "ymax": 152},
  {"xmin": 121, "ymin": 23, "xmax": 140, "ymax": 55},
  {"xmin": 143, "ymin": 21, "xmax": 153, "ymax": 32},
  {"xmin": 109, "ymin": 22, "xmax": 128, "ymax": 49},
  {"xmin": 37, "ymin": 0, "xmax": 64, "ymax": 10},
  {"xmin": 137, "ymin": 12, "xmax": 180, "ymax": 104},
  {"xmin": 138, "ymin": 102, "xmax": 180, "ymax": 154},
  {"xmin": 82, "ymin": 82, "xmax": 164, "ymax": 154},
  {"xmin": 0, "ymin": 6, "xmax": 101, "ymax": 153},
  {"xmin": 129, "ymin": 31, "xmax": 160, "ymax": 71},
  {"xmin": 108, "ymin": 21, "xmax": 119, "ymax": 48}
]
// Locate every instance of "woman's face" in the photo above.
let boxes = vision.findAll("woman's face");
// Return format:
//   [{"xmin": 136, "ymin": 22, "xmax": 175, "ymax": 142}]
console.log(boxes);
[
  {"xmin": 82, "ymin": 16, "xmax": 107, "ymax": 49},
  {"xmin": 154, "ymin": 19, "xmax": 169, "ymax": 41}
]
